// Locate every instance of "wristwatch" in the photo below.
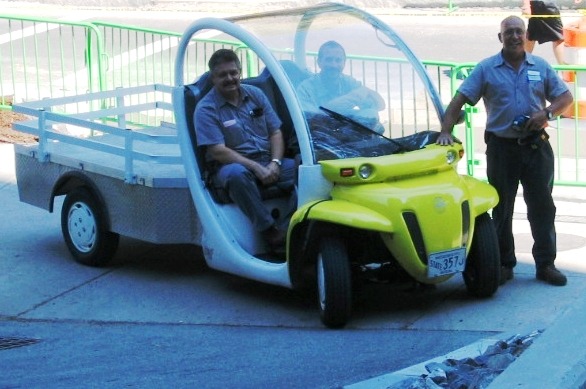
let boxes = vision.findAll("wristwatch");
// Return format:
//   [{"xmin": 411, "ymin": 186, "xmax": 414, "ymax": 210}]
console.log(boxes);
[
  {"xmin": 271, "ymin": 158, "xmax": 282, "ymax": 166},
  {"xmin": 545, "ymin": 107, "xmax": 554, "ymax": 121}
]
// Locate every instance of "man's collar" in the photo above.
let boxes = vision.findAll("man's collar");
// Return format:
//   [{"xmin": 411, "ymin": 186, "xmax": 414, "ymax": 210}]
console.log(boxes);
[
  {"xmin": 213, "ymin": 85, "xmax": 249, "ymax": 106},
  {"xmin": 496, "ymin": 50, "xmax": 535, "ymax": 67}
]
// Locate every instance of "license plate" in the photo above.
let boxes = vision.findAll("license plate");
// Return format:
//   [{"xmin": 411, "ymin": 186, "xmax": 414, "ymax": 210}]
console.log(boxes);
[{"xmin": 427, "ymin": 247, "xmax": 467, "ymax": 277}]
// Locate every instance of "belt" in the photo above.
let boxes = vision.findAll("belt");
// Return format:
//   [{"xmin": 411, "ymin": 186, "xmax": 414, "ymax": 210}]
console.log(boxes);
[{"xmin": 485, "ymin": 130, "xmax": 549, "ymax": 148}]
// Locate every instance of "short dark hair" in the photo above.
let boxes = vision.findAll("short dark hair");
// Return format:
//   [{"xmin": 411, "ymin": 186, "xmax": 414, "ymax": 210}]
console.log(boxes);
[
  {"xmin": 317, "ymin": 40, "xmax": 346, "ymax": 61},
  {"xmin": 208, "ymin": 49, "xmax": 242, "ymax": 72}
]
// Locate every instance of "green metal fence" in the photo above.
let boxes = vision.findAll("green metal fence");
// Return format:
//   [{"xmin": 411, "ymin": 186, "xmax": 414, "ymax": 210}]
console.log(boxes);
[
  {"xmin": 0, "ymin": 15, "xmax": 105, "ymax": 108},
  {"xmin": 1, "ymin": 15, "xmax": 585, "ymax": 186}
]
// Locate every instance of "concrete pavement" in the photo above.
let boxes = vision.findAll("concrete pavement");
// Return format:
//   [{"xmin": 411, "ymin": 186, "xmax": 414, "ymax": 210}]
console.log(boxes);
[
  {"xmin": 1, "ymin": 136, "xmax": 586, "ymax": 388},
  {"xmin": 1, "ymin": 1, "xmax": 586, "ymax": 386}
]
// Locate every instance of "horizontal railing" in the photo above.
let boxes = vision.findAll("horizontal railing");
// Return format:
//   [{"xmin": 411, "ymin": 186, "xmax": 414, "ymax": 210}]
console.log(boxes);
[{"xmin": 12, "ymin": 84, "xmax": 180, "ymax": 184}]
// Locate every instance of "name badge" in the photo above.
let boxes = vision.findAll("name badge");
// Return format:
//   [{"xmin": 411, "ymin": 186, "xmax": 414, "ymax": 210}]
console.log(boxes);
[
  {"xmin": 527, "ymin": 70, "xmax": 541, "ymax": 81},
  {"xmin": 223, "ymin": 119, "xmax": 237, "ymax": 127}
]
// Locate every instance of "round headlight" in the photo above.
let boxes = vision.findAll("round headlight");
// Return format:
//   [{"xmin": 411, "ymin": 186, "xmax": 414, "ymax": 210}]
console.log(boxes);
[
  {"xmin": 446, "ymin": 149, "xmax": 458, "ymax": 165},
  {"xmin": 359, "ymin": 164, "xmax": 373, "ymax": 179}
]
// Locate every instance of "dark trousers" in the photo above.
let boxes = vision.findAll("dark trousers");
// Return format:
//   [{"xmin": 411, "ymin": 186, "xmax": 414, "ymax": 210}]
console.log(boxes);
[
  {"xmin": 214, "ymin": 158, "xmax": 297, "ymax": 232},
  {"xmin": 485, "ymin": 132, "xmax": 557, "ymax": 269}
]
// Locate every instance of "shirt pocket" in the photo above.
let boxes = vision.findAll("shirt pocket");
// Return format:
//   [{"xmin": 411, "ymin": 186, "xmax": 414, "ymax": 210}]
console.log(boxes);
[
  {"xmin": 528, "ymin": 79, "xmax": 546, "ymax": 101},
  {"xmin": 221, "ymin": 119, "xmax": 247, "ymax": 148}
]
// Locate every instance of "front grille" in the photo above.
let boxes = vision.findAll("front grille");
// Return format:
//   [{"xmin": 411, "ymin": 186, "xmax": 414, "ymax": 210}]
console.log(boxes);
[
  {"xmin": 461, "ymin": 200, "xmax": 470, "ymax": 246},
  {"xmin": 403, "ymin": 212, "xmax": 427, "ymax": 264}
]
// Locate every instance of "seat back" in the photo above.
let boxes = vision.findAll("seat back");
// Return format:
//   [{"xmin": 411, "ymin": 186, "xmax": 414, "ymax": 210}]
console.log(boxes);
[
  {"xmin": 242, "ymin": 68, "xmax": 294, "ymax": 150},
  {"xmin": 242, "ymin": 60, "xmax": 310, "ymax": 157},
  {"xmin": 184, "ymin": 71, "xmax": 213, "ymax": 180},
  {"xmin": 279, "ymin": 59, "xmax": 312, "ymax": 88}
]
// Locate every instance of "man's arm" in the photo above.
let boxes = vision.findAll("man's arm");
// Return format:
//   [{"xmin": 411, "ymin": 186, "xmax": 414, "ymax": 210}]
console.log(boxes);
[
  {"xmin": 327, "ymin": 85, "xmax": 384, "ymax": 111},
  {"xmin": 527, "ymin": 90, "xmax": 573, "ymax": 131},
  {"xmin": 437, "ymin": 92, "xmax": 468, "ymax": 146},
  {"xmin": 548, "ymin": 90, "xmax": 574, "ymax": 119},
  {"xmin": 269, "ymin": 129, "xmax": 285, "ymax": 162},
  {"xmin": 206, "ymin": 142, "xmax": 280, "ymax": 186}
]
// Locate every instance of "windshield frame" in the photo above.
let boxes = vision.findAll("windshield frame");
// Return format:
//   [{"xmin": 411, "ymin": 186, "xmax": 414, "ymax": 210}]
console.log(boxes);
[
  {"xmin": 228, "ymin": 2, "xmax": 445, "ymax": 126},
  {"xmin": 175, "ymin": 2, "xmax": 446, "ymax": 166}
]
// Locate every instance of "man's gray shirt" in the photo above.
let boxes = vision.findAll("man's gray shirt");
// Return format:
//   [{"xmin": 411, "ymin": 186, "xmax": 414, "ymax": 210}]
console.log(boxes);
[{"xmin": 195, "ymin": 84, "xmax": 282, "ymax": 162}]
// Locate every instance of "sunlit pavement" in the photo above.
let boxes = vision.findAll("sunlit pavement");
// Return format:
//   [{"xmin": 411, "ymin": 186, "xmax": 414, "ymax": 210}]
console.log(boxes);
[
  {"xmin": 2, "ymin": 135, "xmax": 586, "ymax": 388},
  {"xmin": 1, "ymin": 2, "xmax": 586, "ymax": 387}
]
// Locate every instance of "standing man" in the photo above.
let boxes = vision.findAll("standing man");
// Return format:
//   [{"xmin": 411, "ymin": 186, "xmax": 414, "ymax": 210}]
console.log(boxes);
[
  {"xmin": 437, "ymin": 16, "xmax": 573, "ymax": 286},
  {"xmin": 522, "ymin": 0, "xmax": 566, "ymax": 64},
  {"xmin": 195, "ymin": 49, "xmax": 297, "ymax": 248}
]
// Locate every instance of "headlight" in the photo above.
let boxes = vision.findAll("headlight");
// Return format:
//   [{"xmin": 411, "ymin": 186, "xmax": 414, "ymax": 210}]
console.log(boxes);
[
  {"xmin": 446, "ymin": 149, "xmax": 458, "ymax": 165},
  {"xmin": 358, "ymin": 164, "xmax": 373, "ymax": 179}
]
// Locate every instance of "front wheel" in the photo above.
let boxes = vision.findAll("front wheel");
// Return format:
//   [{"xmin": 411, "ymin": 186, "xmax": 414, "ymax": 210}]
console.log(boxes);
[
  {"xmin": 463, "ymin": 213, "xmax": 500, "ymax": 297},
  {"xmin": 61, "ymin": 187, "xmax": 119, "ymax": 267},
  {"xmin": 316, "ymin": 236, "xmax": 352, "ymax": 328}
]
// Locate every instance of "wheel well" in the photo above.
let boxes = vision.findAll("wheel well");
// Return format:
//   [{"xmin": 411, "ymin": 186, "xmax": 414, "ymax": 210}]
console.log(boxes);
[
  {"xmin": 288, "ymin": 220, "xmax": 363, "ymax": 291},
  {"xmin": 51, "ymin": 172, "xmax": 111, "ymax": 229}
]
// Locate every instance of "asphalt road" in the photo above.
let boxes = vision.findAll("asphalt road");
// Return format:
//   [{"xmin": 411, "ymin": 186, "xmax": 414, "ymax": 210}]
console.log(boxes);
[
  {"xmin": 0, "ymin": 163, "xmax": 500, "ymax": 388},
  {"xmin": 2, "ymin": 146, "xmax": 586, "ymax": 388}
]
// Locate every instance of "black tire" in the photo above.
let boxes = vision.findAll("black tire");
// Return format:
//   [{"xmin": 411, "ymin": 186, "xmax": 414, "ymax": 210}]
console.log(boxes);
[
  {"xmin": 463, "ymin": 212, "xmax": 500, "ymax": 297},
  {"xmin": 316, "ymin": 236, "xmax": 352, "ymax": 328},
  {"xmin": 61, "ymin": 187, "xmax": 119, "ymax": 267}
]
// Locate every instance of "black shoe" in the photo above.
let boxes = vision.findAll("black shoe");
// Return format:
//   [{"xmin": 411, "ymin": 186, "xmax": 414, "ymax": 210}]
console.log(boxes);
[
  {"xmin": 500, "ymin": 266, "xmax": 514, "ymax": 285},
  {"xmin": 536, "ymin": 265, "xmax": 567, "ymax": 286}
]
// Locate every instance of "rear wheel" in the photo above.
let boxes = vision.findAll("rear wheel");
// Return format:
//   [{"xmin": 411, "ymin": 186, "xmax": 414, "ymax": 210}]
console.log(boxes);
[
  {"xmin": 61, "ymin": 187, "xmax": 119, "ymax": 267},
  {"xmin": 316, "ymin": 236, "xmax": 352, "ymax": 328},
  {"xmin": 463, "ymin": 213, "xmax": 500, "ymax": 297}
]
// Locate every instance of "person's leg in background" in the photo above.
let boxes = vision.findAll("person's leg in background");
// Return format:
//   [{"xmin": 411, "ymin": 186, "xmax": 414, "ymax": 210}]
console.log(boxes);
[{"xmin": 552, "ymin": 38, "xmax": 565, "ymax": 65}]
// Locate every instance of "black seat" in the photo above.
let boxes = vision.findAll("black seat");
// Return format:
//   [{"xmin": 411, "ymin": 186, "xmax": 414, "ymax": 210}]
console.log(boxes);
[
  {"xmin": 242, "ymin": 68, "xmax": 296, "ymax": 154},
  {"xmin": 279, "ymin": 59, "xmax": 311, "ymax": 88},
  {"xmin": 242, "ymin": 60, "xmax": 310, "ymax": 157},
  {"xmin": 184, "ymin": 71, "xmax": 213, "ymax": 183}
]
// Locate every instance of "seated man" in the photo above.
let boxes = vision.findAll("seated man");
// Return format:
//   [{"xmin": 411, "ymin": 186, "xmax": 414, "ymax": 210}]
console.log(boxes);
[
  {"xmin": 194, "ymin": 49, "xmax": 296, "ymax": 248},
  {"xmin": 297, "ymin": 40, "xmax": 386, "ymax": 133}
]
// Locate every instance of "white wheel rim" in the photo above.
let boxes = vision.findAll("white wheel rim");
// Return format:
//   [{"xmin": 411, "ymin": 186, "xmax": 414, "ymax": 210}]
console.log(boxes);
[
  {"xmin": 67, "ymin": 201, "xmax": 97, "ymax": 253},
  {"xmin": 317, "ymin": 254, "xmax": 326, "ymax": 310}
]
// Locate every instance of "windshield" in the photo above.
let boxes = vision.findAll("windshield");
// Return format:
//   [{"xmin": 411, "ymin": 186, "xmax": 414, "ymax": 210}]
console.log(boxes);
[
  {"xmin": 308, "ymin": 108, "xmax": 440, "ymax": 161},
  {"xmin": 183, "ymin": 3, "xmax": 443, "ymax": 162}
]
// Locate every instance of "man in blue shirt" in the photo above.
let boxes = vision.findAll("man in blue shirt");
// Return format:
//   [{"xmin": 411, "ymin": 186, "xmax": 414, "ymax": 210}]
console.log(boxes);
[
  {"xmin": 297, "ymin": 40, "xmax": 385, "ymax": 133},
  {"xmin": 195, "ymin": 49, "xmax": 296, "ymax": 248},
  {"xmin": 437, "ymin": 16, "xmax": 573, "ymax": 286}
]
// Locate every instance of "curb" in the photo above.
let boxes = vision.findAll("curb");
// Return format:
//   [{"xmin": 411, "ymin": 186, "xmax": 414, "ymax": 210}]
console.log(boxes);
[
  {"xmin": 345, "ymin": 296, "xmax": 586, "ymax": 389},
  {"xmin": 488, "ymin": 296, "xmax": 586, "ymax": 388}
]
